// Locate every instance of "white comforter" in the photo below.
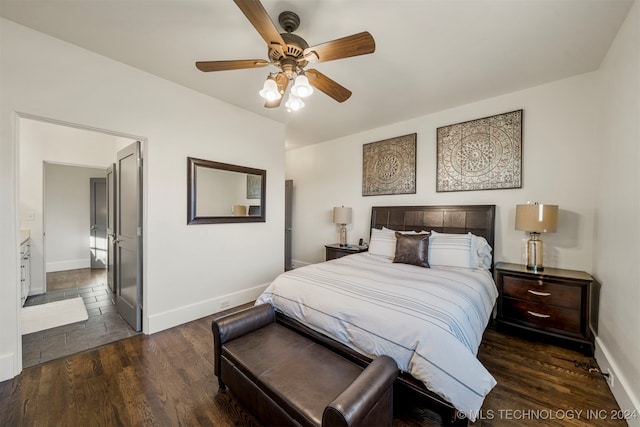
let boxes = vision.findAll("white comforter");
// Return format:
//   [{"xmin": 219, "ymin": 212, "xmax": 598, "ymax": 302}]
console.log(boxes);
[{"xmin": 256, "ymin": 252, "xmax": 498, "ymax": 421}]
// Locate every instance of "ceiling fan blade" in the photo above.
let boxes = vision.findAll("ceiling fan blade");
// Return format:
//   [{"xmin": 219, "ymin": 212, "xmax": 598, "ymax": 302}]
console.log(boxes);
[
  {"xmin": 303, "ymin": 31, "xmax": 375, "ymax": 64},
  {"xmin": 196, "ymin": 59, "xmax": 269, "ymax": 72},
  {"xmin": 306, "ymin": 69, "xmax": 352, "ymax": 103},
  {"xmin": 234, "ymin": 0, "xmax": 286, "ymax": 53},
  {"xmin": 265, "ymin": 73, "xmax": 289, "ymax": 108}
]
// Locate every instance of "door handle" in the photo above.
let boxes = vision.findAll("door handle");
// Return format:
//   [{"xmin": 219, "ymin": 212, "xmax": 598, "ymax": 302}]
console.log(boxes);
[
  {"xmin": 90, "ymin": 225, "xmax": 96, "ymax": 230},
  {"xmin": 113, "ymin": 239, "xmax": 122, "ymax": 245}
]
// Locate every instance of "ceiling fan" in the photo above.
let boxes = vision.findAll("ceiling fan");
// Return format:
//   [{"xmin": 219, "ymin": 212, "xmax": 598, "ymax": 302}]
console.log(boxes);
[{"xmin": 195, "ymin": 0, "xmax": 375, "ymax": 111}]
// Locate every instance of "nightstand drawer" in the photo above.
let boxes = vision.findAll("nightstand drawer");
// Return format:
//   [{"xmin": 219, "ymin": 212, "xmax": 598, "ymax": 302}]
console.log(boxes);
[
  {"xmin": 329, "ymin": 250, "xmax": 351, "ymax": 260},
  {"xmin": 502, "ymin": 298, "xmax": 581, "ymax": 334},
  {"xmin": 502, "ymin": 276, "xmax": 581, "ymax": 310}
]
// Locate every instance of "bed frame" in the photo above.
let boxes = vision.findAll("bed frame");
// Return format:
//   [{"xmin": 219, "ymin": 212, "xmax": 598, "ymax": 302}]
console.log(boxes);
[{"xmin": 276, "ymin": 204, "xmax": 496, "ymax": 425}]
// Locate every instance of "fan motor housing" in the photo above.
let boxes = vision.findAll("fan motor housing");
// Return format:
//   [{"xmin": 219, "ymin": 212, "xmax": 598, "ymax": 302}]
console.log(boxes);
[{"xmin": 268, "ymin": 32, "xmax": 309, "ymax": 75}]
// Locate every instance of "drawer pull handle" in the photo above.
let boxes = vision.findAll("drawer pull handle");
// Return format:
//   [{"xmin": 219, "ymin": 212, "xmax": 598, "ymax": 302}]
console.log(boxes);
[
  {"xmin": 528, "ymin": 290, "xmax": 551, "ymax": 297},
  {"xmin": 527, "ymin": 311, "xmax": 550, "ymax": 318}
]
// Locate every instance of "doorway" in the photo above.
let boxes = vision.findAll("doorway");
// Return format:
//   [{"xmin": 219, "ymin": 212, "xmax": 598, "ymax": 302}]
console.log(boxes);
[{"xmin": 18, "ymin": 115, "xmax": 145, "ymax": 366}]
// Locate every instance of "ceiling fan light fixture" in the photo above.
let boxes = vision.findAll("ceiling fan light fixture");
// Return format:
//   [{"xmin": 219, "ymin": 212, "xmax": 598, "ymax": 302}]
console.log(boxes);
[
  {"xmin": 285, "ymin": 93, "xmax": 305, "ymax": 112},
  {"xmin": 291, "ymin": 74, "xmax": 314, "ymax": 98},
  {"xmin": 258, "ymin": 77, "xmax": 281, "ymax": 101}
]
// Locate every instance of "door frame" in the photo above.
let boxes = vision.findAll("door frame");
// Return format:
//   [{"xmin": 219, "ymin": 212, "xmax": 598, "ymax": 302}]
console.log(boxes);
[{"xmin": 14, "ymin": 112, "xmax": 148, "ymax": 373}]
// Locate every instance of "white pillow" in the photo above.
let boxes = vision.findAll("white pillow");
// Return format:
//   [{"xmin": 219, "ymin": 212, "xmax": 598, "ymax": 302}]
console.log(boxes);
[
  {"xmin": 471, "ymin": 235, "xmax": 493, "ymax": 269},
  {"xmin": 368, "ymin": 228, "xmax": 397, "ymax": 259},
  {"xmin": 428, "ymin": 231, "xmax": 493, "ymax": 269},
  {"xmin": 428, "ymin": 231, "xmax": 474, "ymax": 268}
]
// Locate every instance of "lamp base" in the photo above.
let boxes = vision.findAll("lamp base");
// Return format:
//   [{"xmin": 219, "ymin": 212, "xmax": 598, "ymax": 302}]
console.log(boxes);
[
  {"xmin": 526, "ymin": 232, "xmax": 544, "ymax": 271},
  {"xmin": 339, "ymin": 225, "xmax": 347, "ymax": 248}
]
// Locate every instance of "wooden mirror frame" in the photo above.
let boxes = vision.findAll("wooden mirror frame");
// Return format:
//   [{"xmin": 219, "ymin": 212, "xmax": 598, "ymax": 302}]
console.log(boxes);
[{"xmin": 187, "ymin": 157, "xmax": 266, "ymax": 224}]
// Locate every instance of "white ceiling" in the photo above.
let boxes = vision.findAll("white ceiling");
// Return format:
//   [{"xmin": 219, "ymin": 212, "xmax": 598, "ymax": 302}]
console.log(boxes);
[{"xmin": 0, "ymin": 0, "xmax": 633, "ymax": 150}]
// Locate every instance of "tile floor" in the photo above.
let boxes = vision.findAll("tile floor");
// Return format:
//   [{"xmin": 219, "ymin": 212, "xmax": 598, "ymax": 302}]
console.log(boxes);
[{"xmin": 22, "ymin": 282, "xmax": 139, "ymax": 368}]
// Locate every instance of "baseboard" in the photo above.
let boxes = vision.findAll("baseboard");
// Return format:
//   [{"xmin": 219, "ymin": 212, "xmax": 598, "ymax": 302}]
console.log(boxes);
[
  {"xmin": 0, "ymin": 352, "xmax": 16, "ymax": 382},
  {"xmin": 594, "ymin": 336, "xmax": 640, "ymax": 427},
  {"xmin": 46, "ymin": 259, "xmax": 90, "ymax": 273},
  {"xmin": 146, "ymin": 283, "xmax": 270, "ymax": 334}
]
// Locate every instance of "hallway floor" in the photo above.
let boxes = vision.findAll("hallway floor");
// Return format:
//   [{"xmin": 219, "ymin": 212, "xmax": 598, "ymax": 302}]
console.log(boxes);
[{"xmin": 22, "ymin": 270, "xmax": 138, "ymax": 368}]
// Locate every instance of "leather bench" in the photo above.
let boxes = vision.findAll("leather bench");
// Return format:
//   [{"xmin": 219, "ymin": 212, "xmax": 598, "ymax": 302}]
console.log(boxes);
[{"xmin": 212, "ymin": 303, "xmax": 399, "ymax": 426}]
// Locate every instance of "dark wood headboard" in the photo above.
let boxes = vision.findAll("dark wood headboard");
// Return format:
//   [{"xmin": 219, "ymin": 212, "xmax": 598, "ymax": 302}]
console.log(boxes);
[{"xmin": 370, "ymin": 204, "xmax": 496, "ymax": 263}]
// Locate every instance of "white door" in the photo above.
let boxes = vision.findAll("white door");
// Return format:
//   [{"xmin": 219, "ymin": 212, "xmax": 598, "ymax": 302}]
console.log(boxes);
[{"xmin": 115, "ymin": 142, "xmax": 142, "ymax": 331}]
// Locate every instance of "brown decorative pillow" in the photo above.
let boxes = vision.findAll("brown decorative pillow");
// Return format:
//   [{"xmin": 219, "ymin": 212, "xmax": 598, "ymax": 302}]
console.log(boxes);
[{"xmin": 393, "ymin": 232, "xmax": 430, "ymax": 268}]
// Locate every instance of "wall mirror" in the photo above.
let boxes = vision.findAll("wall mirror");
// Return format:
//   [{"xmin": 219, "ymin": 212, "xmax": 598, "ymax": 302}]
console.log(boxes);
[{"xmin": 187, "ymin": 157, "xmax": 266, "ymax": 224}]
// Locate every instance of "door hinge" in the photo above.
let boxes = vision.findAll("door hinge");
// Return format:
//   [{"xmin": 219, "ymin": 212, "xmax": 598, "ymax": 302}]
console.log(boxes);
[
  {"xmin": 137, "ymin": 227, "xmax": 142, "ymax": 237},
  {"xmin": 137, "ymin": 157, "xmax": 143, "ymax": 167}
]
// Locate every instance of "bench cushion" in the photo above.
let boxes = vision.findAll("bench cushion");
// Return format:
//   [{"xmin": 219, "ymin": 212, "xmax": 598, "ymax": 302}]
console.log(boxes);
[{"xmin": 222, "ymin": 323, "xmax": 364, "ymax": 426}]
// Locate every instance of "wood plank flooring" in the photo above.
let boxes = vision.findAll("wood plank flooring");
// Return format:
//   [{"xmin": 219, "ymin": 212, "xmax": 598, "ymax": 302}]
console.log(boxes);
[{"xmin": 1, "ymin": 304, "xmax": 626, "ymax": 427}]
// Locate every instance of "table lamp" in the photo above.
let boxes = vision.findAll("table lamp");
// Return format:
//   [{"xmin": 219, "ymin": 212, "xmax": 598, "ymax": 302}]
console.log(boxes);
[
  {"xmin": 333, "ymin": 206, "xmax": 352, "ymax": 248},
  {"xmin": 515, "ymin": 203, "xmax": 558, "ymax": 271}
]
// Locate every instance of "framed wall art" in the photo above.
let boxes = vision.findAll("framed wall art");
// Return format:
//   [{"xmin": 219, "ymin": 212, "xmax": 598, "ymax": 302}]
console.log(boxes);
[
  {"xmin": 363, "ymin": 133, "xmax": 416, "ymax": 196},
  {"xmin": 436, "ymin": 109, "xmax": 522, "ymax": 192},
  {"xmin": 246, "ymin": 173, "xmax": 262, "ymax": 199}
]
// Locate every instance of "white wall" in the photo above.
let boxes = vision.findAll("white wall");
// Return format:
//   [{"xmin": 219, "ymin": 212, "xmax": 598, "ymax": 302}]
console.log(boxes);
[
  {"xmin": 20, "ymin": 119, "xmax": 118, "ymax": 293},
  {"xmin": 593, "ymin": 0, "xmax": 640, "ymax": 423},
  {"xmin": 287, "ymin": 72, "xmax": 599, "ymax": 272},
  {"xmin": 43, "ymin": 163, "xmax": 108, "ymax": 274},
  {"xmin": 0, "ymin": 19, "xmax": 285, "ymax": 380}
]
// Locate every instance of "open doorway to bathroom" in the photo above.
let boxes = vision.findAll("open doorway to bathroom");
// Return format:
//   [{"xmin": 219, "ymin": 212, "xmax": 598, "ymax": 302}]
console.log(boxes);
[{"xmin": 18, "ymin": 116, "xmax": 143, "ymax": 367}]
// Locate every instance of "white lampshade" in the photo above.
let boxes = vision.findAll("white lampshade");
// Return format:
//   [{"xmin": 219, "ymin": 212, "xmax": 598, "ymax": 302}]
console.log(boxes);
[
  {"xmin": 258, "ymin": 78, "xmax": 281, "ymax": 101},
  {"xmin": 515, "ymin": 203, "xmax": 558, "ymax": 233},
  {"xmin": 285, "ymin": 93, "xmax": 305, "ymax": 111},
  {"xmin": 291, "ymin": 74, "xmax": 314, "ymax": 98},
  {"xmin": 333, "ymin": 207, "xmax": 352, "ymax": 225}
]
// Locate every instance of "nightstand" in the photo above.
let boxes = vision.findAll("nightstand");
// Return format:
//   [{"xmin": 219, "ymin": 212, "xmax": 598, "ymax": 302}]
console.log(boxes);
[
  {"xmin": 495, "ymin": 262, "xmax": 594, "ymax": 354},
  {"xmin": 325, "ymin": 244, "xmax": 368, "ymax": 261}
]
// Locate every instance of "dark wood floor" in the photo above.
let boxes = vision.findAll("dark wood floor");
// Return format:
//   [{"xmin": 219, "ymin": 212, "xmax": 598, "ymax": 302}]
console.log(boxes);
[{"xmin": 1, "ymin": 303, "xmax": 625, "ymax": 427}]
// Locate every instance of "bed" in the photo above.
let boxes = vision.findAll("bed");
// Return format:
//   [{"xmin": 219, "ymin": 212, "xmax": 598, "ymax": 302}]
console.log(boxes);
[{"xmin": 256, "ymin": 205, "xmax": 497, "ymax": 423}]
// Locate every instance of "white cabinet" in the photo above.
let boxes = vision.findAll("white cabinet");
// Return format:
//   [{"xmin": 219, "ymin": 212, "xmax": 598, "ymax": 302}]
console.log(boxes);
[{"xmin": 20, "ymin": 238, "xmax": 31, "ymax": 306}]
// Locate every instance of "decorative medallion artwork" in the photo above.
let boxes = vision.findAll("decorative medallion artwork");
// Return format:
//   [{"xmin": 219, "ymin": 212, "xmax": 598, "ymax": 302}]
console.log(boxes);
[
  {"xmin": 363, "ymin": 133, "xmax": 416, "ymax": 196},
  {"xmin": 436, "ymin": 109, "xmax": 522, "ymax": 192}
]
